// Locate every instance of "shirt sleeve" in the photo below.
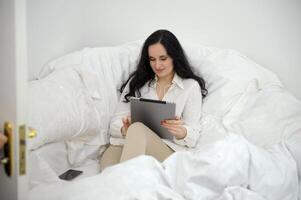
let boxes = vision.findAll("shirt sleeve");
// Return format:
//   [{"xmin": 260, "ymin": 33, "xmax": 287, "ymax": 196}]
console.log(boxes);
[
  {"xmin": 173, "ymin": 82, "xmax": 203, "ymax": 148},
  {"xmin": 109, "ymin": 83, "xmax": 131, "ymax": 139}
]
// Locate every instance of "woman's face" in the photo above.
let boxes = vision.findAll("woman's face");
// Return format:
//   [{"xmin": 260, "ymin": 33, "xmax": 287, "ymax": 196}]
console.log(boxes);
[{"xmin": 148, "ymin": 43, "xmax": 174, "ymax": 80}]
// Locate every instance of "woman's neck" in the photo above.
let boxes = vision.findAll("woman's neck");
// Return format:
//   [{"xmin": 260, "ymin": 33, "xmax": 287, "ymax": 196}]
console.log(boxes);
[{"xmin": 157, "ymin": 72, "xmax": 175, "ymax": 86}]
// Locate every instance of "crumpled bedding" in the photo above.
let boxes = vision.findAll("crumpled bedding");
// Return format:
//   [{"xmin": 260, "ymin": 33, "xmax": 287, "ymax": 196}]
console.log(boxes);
[
  {"xmin": 28, "ymin": 41, "xmax": 301, "ymax": 200},
  {"xmin": 57, "ymin": 134, "xmax": 298, "ymax": 200},
  {"xmin": 29, "ymin": 84, "xmax": 301, "ymax": 200}
]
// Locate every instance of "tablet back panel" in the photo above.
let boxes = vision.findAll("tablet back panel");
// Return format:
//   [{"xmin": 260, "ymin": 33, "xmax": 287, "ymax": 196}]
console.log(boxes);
[{"xmin": 131, "ymin": 98, "xmax": 176, "ymax": 140}]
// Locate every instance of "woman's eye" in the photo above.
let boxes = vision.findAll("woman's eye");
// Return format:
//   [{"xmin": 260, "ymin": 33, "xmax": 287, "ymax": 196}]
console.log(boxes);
[{"xmin": 161, "ymin": 57, "xmax": 167, "ymax": 61}]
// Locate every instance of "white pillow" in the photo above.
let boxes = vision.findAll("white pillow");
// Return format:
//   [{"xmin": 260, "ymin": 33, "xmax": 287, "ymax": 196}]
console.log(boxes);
[
  {"xmin": 35, "ymin": 42, "xmax": 283, "ymax": 122},
  {"xmin": 37, "ymin": 51, "xmax": 83, "ymax": 79},
  {"xmin": 35, "ymin": 41, "xmax": 142, "ymax": 118},
  {"xmin": 187, "ymin": 49, "xmax": 282, "ymax": 116},
  {"xmin": 28, "ymin": 66, "xmax": 107, "ymax": 150}
]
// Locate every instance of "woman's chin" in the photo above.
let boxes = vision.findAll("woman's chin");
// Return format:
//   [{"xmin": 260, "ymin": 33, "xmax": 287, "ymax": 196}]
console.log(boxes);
[
  {"xmin": 156, "ymin": 72, "xmax": 174, "ymax": 80},
  {"xmin": 155, "ymin": 71, "xmax": 166, "ymax": 77}
]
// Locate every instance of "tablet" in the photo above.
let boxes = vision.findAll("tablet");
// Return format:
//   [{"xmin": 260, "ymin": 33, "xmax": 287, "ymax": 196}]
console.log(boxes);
[{"xmin": 130, "ymin": 97, "xmax": 176, "ymax": 140}]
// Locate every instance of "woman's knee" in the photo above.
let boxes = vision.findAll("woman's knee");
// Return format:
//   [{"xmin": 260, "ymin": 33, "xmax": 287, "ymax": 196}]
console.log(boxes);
[
  {"xmin": 127, "ymin": 122, "xmax": 147, "ymax": 136},
  {"xmin": 129, "ymin": 122, "xmax": 145, "ymax": 129},
  {"xmin": 126, "ymin": 122, "xmax": 160, "ymax": 141}
]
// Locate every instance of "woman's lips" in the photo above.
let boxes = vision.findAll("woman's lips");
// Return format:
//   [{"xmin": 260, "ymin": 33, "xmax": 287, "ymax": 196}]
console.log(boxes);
[{"xmin": 155, "ymin": 68, "xmax": 164, "ymax": 73}]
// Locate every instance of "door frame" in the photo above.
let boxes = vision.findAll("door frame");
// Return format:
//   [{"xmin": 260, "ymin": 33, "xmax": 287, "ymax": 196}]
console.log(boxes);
[{"xmin": 0, "ymin": 0, "xmax": 28, "ymax": 199}]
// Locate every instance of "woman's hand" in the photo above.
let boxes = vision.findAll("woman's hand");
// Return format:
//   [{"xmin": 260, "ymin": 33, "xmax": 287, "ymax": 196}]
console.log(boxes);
[
  {"xmin": 161, "ymin": 116, "xmax": 187, "ymax": 140},
  {"xmin": 121, "ymin": 116, "xmax": 132, "ymax": 136}
]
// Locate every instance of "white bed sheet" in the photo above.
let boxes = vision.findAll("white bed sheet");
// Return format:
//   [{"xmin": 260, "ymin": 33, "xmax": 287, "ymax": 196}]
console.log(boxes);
[{"xmin": 28, "ymin": 142, "xmax": 101, "ymax": 200}]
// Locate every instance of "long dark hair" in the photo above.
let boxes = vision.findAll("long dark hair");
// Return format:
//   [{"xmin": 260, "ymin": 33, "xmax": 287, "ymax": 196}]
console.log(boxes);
[{"xmin": 120, "ymin": 29, "xmax": 208, "ymax": 102}]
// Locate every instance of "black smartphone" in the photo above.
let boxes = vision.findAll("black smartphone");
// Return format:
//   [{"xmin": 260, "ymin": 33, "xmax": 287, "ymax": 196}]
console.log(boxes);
[{"xmin": 58, "ymin": 169, "xmax": 83, "ymax": 181}]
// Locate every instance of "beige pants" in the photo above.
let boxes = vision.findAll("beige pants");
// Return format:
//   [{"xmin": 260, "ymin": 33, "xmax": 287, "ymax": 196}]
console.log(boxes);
[{"xmin": 100, "ymin": 122, "xmax": 174, "ymax": 171}]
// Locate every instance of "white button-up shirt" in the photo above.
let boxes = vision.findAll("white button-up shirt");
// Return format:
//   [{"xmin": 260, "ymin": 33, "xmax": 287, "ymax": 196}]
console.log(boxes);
[{"xmin": 109, "ymin": 73, "xmax": 203, "ymax": 151}]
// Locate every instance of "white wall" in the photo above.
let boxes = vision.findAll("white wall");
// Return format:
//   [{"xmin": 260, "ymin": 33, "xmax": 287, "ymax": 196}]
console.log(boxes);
[{"xmin": 27, "ymin": 0, "xmax": 301, "ymax": 100}]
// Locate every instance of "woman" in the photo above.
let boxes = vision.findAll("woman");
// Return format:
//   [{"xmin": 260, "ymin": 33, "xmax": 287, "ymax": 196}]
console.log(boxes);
[{"xmin": 100, "ymin": 29, "xmax": 207, "ymax": 170}]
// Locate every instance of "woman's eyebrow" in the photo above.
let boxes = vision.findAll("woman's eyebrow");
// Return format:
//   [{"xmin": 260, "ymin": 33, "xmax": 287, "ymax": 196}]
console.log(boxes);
[{"xmin": 149, "ymin": 55, "xmax": 168, "ymax": 59}]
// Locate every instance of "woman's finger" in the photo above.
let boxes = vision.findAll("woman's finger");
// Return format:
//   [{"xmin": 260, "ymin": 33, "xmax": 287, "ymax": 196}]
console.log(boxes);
[
  {"xmin": 163, "ymin": 118, "xmax": 183, "ymax": 125},
  {"xmin": 167, "ymin": 128, "xmax": 184, "ymax": 139},
  {"xmin": 167, "ymin": 129, "xmax": 178, "ymax": 136},
  {"xmin": 163, "ymin": 125, "xmax": 181, "ymax": 135},
  {"xmin": 165, "ymin": 126, "xmax": 178, "ymax": 132},
  {"xmin": 164, "ymin": 124, "xmax": 187, "ymax": 139},
  {"xmin": 162, "ymin": 120, "xmax": 180, "ymax": 125},
  {"xmin": 161, "ymin": 122, "xmax": 183, "ymax": 129},
  {"xmin": 127, "ymin": 116, "xmax": 132, "ymax": 124}
]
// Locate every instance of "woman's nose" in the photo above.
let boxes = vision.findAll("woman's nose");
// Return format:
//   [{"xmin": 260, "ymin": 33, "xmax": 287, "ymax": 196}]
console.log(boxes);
[{"xmin": 154, "ymin": 60, "xmax": 162, "ymax": 68}]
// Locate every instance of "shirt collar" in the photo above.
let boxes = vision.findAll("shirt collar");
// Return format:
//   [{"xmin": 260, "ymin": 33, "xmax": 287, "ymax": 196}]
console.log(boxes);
[
  {"xmin": 172, "ymin": 73, "xmax": 184, "ymax": 89},
  {"xmin": 151, "ymin": 73, "xmax": 184, "ymax": 90}
]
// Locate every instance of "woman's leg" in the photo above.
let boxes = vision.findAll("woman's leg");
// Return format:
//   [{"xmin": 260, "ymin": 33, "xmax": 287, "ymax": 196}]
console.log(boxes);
[
  {"xmin": 120, "ymin": 122, "xmax": 174, "ymax": 162},
  {"xmin": 100, "ymin": 145, "xmax": 123, "ymax": 171}
]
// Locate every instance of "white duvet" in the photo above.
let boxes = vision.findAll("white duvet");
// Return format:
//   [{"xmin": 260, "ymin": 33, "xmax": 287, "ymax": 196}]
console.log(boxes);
[
  {"xmin": 39, "ymin": 134, "xmax": 297, "ymax": 200},
  {"xmin": 28, "ymin": 41, "xmax": 301, "ymax": 200}
]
